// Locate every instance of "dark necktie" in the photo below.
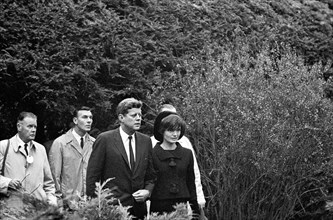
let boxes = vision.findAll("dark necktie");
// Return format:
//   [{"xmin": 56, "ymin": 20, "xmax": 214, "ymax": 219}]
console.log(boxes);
[
  {"xmin": 128, "ymin": 136, "xmax": 135, "ymax": 171},
  {"xmin": 80, "ymin": 137, "xmax": 84, "ymax": 149},
  {"xmin": 24, "ymin": 143, "xmax": 28, "ymax": 155}
]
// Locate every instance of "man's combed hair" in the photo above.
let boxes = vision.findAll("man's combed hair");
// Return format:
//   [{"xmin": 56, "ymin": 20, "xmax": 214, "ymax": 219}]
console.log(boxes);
[
  {"xmin": 17, "ymin": 112, "xmax": 37, "ymax": 122},
  {"xmin": 116, "ymin": 98, "xmax": 142, "ymax": 115},
  {"xmin": 73, "ymin": 106, "xmax": 92, "ymax": 118}
]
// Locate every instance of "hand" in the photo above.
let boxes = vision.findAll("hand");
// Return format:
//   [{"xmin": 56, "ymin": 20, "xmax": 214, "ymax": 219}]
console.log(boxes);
[
  {"xmin": 132, "ymin": 189, "xmax": 150, "ymax": 202},
  {"xmin": 48, "ymin": 196, "xmax": 58, "ymax": 207},
  {"xmin": 8, "ymin": 179, "xmax": 21, "ymax": 190}
]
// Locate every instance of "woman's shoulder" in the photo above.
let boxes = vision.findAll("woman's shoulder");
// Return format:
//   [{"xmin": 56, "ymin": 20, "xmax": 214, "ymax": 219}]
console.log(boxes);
[
  {"xmin": 176, "ymin": 142, "xmax": 192, "ymax": 155},
  {"xmin": 152, "ymin": 143, "xmax": 163, "ymax": 152}
]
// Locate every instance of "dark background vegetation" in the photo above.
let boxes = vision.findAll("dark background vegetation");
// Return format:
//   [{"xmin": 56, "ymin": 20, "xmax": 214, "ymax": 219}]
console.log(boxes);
[{"xmin": 1, "ymin": 0, "xmax": 333, "ymax": 219}]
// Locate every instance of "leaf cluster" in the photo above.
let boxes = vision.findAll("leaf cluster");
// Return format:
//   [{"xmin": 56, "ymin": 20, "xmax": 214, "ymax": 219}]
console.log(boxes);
[
  {"xmin": 1, "ymin": 0, "xmax": 333, "ymax": 141},
  {"xmin": 147, "ymin": 43, "xmax": 333, "ymax": 219},
  {"xmin": 0, "ymin": 178, "xmax": 193, "ymax": 219}
]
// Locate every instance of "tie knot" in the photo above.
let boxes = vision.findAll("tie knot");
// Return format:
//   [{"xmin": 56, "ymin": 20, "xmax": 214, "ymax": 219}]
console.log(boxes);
[
  {"xmin": 128, "ymin": 136, "xmax": 132, "ymax": 140},
  {"xmin": 24, "ymin": 143, "xmax": 28, "ymax": 147}
]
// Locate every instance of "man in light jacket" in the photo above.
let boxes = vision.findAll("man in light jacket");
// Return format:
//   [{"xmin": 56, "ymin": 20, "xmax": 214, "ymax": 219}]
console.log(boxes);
[
  {"xmin": 0, "ymin": 112, "xmax": 57, "ymax": 205},
  {"xmin": 49, "ymin": 106, "xmax": 95, "ymax": 206}
]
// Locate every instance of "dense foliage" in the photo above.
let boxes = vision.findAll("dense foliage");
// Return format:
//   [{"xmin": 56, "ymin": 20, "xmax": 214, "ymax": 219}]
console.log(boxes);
[
  {"xmin": 147, "ymin": 43, "xmax": 333, "ymax": 219},
  {"xmin": 1, "ymin": 0, "xmax": 333, "ymax": 219},
  {"xmin": 1, "ymin": 0, "xmax": 333, "ymax": 140},
  {"xmin": 0, "ymin": 179, "xmax": 193, "ymax": 219}
]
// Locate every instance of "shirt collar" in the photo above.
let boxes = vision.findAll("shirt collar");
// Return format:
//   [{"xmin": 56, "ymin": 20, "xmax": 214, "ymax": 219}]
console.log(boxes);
[
  {"xmin": 120, "ymin": 126, "xmax": 135, "ymax": 142},
  {"xmin": 15, "ymin": 134, "xmax": 33, "ymax": 152},
  {"xmin": 72, "ymin": 129, "xmax": 86, "ymax": 144},
  {"xmin": 119, "ymin": 126, "xmax": 136, "ymax": 162}
]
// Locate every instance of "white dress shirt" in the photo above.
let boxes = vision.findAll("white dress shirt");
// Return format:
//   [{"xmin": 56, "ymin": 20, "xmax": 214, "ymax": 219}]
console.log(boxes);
[
  {"xmin": 72, "ymin": 129, "xmax": 87, "ymax": 147},
  {"xmin": 120, "ymin": 127, "xmax": 136, "ymax": 166},
  {"xmin": 16, "ymin": 135, "xmax": 31, "ymax": 155}
]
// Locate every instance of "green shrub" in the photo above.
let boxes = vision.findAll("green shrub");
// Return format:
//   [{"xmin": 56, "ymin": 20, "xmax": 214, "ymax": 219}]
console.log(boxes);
[
  {"xmin": 147, "ymin": 43, "xmax": 333, "ymax": 219},
  {"xmin": 0, "ymin": 178, "xmax": 193, "ymax": 219},
  {"xmin": 1, "ymin": 0, "xmax": 333, "ymax": 141}
]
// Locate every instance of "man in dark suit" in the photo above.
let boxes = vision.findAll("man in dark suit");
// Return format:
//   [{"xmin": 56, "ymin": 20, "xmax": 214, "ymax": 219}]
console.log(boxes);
[{"xmin": 86, "ymin": 98, "xmax": 156, "ymax": 219}]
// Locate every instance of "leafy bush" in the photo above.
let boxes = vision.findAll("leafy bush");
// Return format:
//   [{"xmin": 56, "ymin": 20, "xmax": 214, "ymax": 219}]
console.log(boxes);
[
  {"xmin": 147, "ymin": 43, "xmax": 333, "ymax": 219},
  {"xmin": 1, "ymin": 0, "xmax": 333, "ymax": 142},
  {"xmin": 1, "ymin": 0, "xmax": 333, "ymax": 218},
  {"xmin": 0, "ymin": 178, "xmax": 193, "ymax": 219}
]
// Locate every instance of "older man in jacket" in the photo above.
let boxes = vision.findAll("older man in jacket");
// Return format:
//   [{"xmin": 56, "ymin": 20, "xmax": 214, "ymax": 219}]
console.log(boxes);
[{"xmin": 0, "ymin": 112, "xmax": 57, "ymax": 205}]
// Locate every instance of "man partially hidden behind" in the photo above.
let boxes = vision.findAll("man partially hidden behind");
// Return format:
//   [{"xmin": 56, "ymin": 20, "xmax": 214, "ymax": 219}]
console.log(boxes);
[
  {"xmin": 0, "ymin": 112, "xmax": 57, "ymax": 205},
  {"xmin": 49, "ymin": 106, "xmax": 95, "ymax": 206},
  {"xmin": 86, "ymin": 98, "xmax": 156, "ymax": 220}
]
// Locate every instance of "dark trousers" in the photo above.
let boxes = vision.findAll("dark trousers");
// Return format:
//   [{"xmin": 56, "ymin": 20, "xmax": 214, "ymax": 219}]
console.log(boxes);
[
  {"xmin": 129, "ymin": 200, "xmax": 147, "ymax": 220},
  {"xmin": 150, "ymin": 198, "xmax": 188, "ymax": 214}
]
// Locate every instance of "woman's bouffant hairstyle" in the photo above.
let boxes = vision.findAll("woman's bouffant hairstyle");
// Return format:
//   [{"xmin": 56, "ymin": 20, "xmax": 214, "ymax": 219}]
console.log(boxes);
[{"xmin": 154, "ymin": 111, "xmax": 186, "ymax": 142}]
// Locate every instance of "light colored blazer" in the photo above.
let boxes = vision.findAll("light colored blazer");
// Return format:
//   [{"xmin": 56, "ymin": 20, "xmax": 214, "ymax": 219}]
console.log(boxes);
[
  {"xmin": 0, "ymin": 135, "xmax": 57, "ymax": 205},
  {"xmin": 151, "ymin": 135, "xmax": 206, "ymax": 207},
  {"xmin": 48, "ymin": 129, "xmax": 95, "ymax": 199}
]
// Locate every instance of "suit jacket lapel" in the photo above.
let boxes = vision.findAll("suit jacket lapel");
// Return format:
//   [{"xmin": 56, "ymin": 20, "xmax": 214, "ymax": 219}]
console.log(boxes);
[
  {"xmin": 66, "ymin": 130, "xmax": 82, "ymax": 155},
  {"xmin": 11, "ymin": 135, "xmax": 28, "ymax": 157},
  {"xmin": 114, "ymin": 128, "xmax": 131, "ymax": 170},
  {"xmin": 61, "ymin": 129, "xmax": 83, "ymax": 155},
  {"xmin": 71, "ymin": 140, "xmax": 82, "ymax": 155},
  {"xmin": 11, "ymin": 136, "xmax": 23, "ymax": 155}
]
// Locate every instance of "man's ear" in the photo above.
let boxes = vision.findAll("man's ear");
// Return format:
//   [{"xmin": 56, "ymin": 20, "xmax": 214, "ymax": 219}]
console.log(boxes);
[
  {"xmin": 118, "ymin": 114, "xmax": 124, "ymax": 121},
  {"xmin": 17, "ymin": 123, "xmax": 22, "ymax": 131},
  {"xmin": 73, "ymin": 117, "xmax": 78, "ymax": 125}
]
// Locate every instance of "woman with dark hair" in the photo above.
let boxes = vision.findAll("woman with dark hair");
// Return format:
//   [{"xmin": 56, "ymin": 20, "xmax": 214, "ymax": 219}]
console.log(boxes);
[{"xmin": 150, "ymin": 111, "xmax": 199, "ymax": 218}]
